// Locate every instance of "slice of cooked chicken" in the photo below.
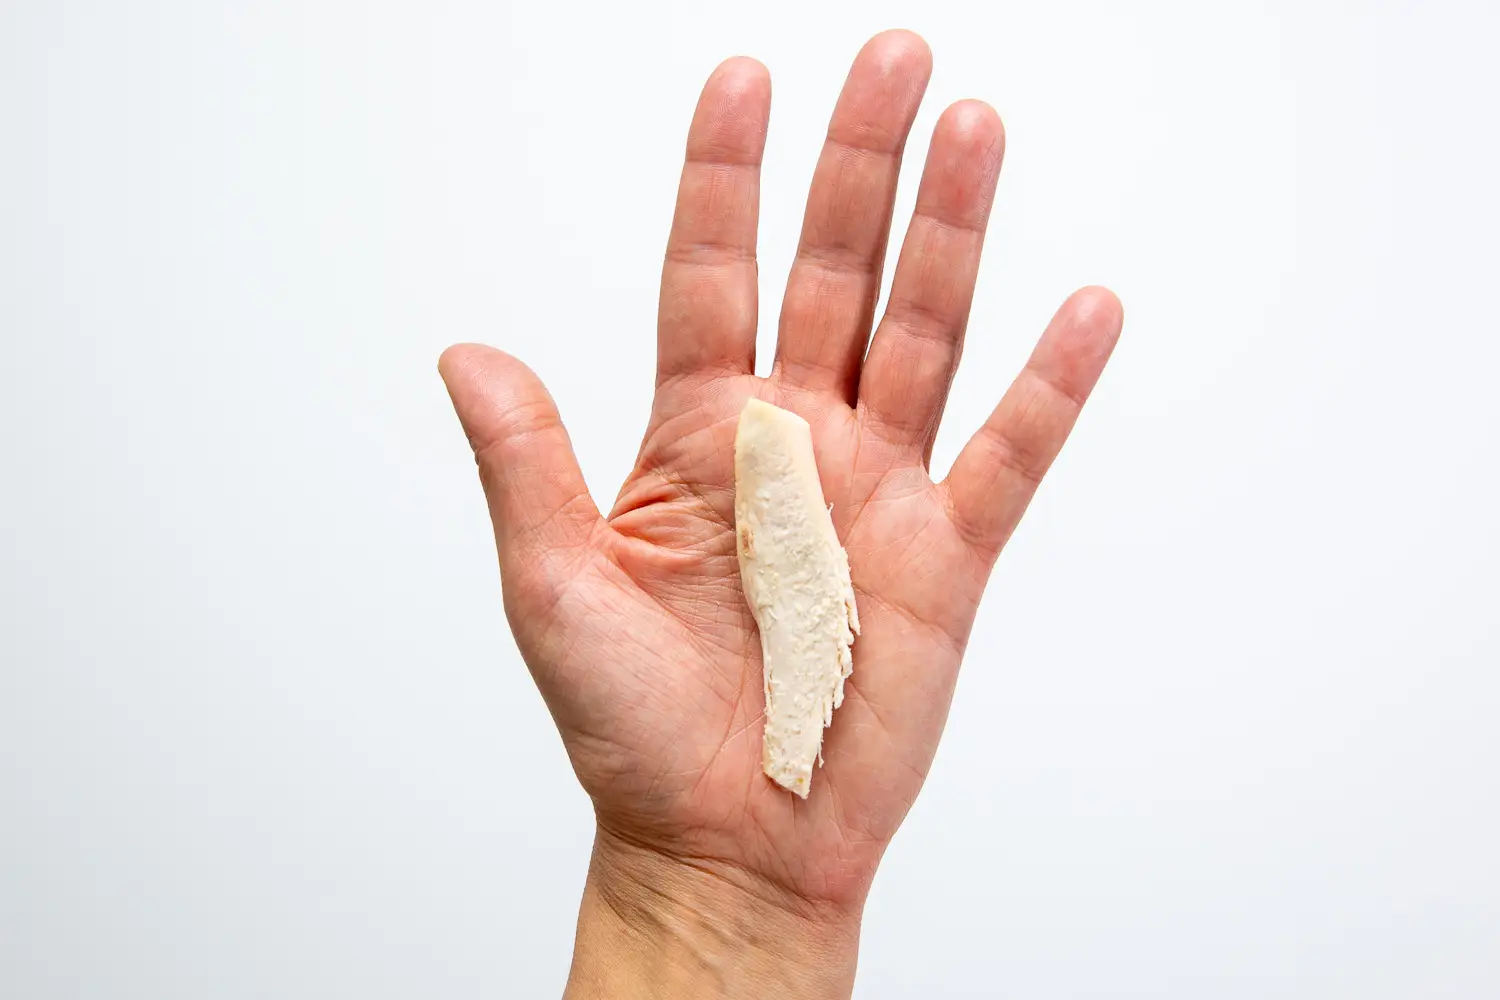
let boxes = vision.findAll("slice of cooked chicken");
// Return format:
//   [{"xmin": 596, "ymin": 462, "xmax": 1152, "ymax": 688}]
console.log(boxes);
[{"xmin": 734, "ymin": 398, "xmax": 860, "ymax": 798}]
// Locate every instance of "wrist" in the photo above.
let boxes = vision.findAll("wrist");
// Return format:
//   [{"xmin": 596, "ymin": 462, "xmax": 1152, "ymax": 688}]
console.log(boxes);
[{"xmin": 564, "ymin": 825, "xmax": 863, "ymax": 1000}]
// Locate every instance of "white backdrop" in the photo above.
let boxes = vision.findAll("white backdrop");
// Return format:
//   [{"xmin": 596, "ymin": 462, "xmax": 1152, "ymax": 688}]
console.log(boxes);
[{"xmin": 2, "ymin": 2, "xmax": 1497, "ymax": 996}]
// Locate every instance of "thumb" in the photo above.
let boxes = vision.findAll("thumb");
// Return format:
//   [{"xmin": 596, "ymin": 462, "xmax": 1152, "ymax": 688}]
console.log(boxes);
[{"xmin": 438, "ymin": 344, "xmax": 601, "ymax": 584}]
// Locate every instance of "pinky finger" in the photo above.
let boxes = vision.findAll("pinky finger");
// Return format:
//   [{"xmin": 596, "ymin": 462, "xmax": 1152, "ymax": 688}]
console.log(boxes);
[{"xmin": 943, "ymin": 286, "xmax": 1123, "ymax": 559}]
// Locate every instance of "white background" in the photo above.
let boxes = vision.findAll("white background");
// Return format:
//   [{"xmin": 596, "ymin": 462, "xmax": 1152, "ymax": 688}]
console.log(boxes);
[{"xmin": 3, "ymin": 1, "xmax": 1497, "ymax": 996}]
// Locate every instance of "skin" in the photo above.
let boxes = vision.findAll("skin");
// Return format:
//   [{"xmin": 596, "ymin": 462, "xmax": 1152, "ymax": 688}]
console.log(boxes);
[{"xmin": 439, "ymin": 29, "xmax": 1123, "ymax": 1000}]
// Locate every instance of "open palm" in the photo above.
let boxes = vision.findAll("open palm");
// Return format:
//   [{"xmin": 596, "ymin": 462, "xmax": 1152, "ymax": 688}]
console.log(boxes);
[{"xmin": 440, "ymin": 31, "xmax": 1121, "ymax": 913}]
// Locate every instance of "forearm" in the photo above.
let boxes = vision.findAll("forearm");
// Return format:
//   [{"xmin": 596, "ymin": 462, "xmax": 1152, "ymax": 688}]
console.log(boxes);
[{"xmin": 564, "ymin": 828, "xmax": 862, "ymax": 1000}]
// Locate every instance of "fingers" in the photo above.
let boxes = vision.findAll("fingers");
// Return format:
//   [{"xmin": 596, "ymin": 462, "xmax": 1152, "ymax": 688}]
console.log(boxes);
[
  {"xmin": 856, "ymin": 100, "xmax": 1006, "ymax": 459},
  {"xmin": 943, "ymin": 287, "xmax": 1123, "ymax": 558},
  {"xmin": 438, "ymin": 344, "xmax": 602, "ymax": 578},
  {"xmin": 656, "ymin": 58, "xmax": 772, "ymax": 387},
  {"xmin": 772, "ymin": 30, "xmax": 932, "ymax": 403}
]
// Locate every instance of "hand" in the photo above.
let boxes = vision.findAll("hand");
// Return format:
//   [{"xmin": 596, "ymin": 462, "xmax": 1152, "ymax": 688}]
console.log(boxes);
[{"xmin": 440, "ymin": 29, "xmax": 1121, "ymax": 999}]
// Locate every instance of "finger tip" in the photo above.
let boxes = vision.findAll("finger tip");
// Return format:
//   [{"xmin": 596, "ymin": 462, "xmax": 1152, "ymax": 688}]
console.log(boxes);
[
  {"xmin": 697, "ymin": 57, "xmax": 772, "ymax": 149},
  {"xmin": 864, "ymin": 28, "xmax": 934, "ymax": 74},
  {"xmin": 942, "ymin": 98, "xmax": 1005, "ymax": 147},
  {"xmin": 438, "ymin": 343, "xmax": 531, "ymax": 398},
  {"xmin": 926, "ymin": 100, "xmax": 1005, "ymax": 190},
  {"xmin": 438, "ymin": 342, "xmax": 491, "ymax": 379},
  {"xmin": 711, "ymin": 55, "xmax": 772, "ymax": 99},
  {"xmin": 1071, "ymin": 286, "xmax": 1125, "ymax": 339},
  {"xmin": 437, "ymin": 343, "xmax": 472, "ymax": 381}
]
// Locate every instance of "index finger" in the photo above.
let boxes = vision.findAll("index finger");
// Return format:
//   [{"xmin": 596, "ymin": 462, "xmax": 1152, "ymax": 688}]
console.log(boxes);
[{"xmin": 656, "ymin": 58, "xmax": 772, "ymax": 388}]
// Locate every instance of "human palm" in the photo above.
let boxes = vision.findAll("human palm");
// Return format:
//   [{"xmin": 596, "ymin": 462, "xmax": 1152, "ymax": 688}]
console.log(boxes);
[{"xmin": 440, "ymin": 31, "xmax": 1121, "ymax": 914}]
